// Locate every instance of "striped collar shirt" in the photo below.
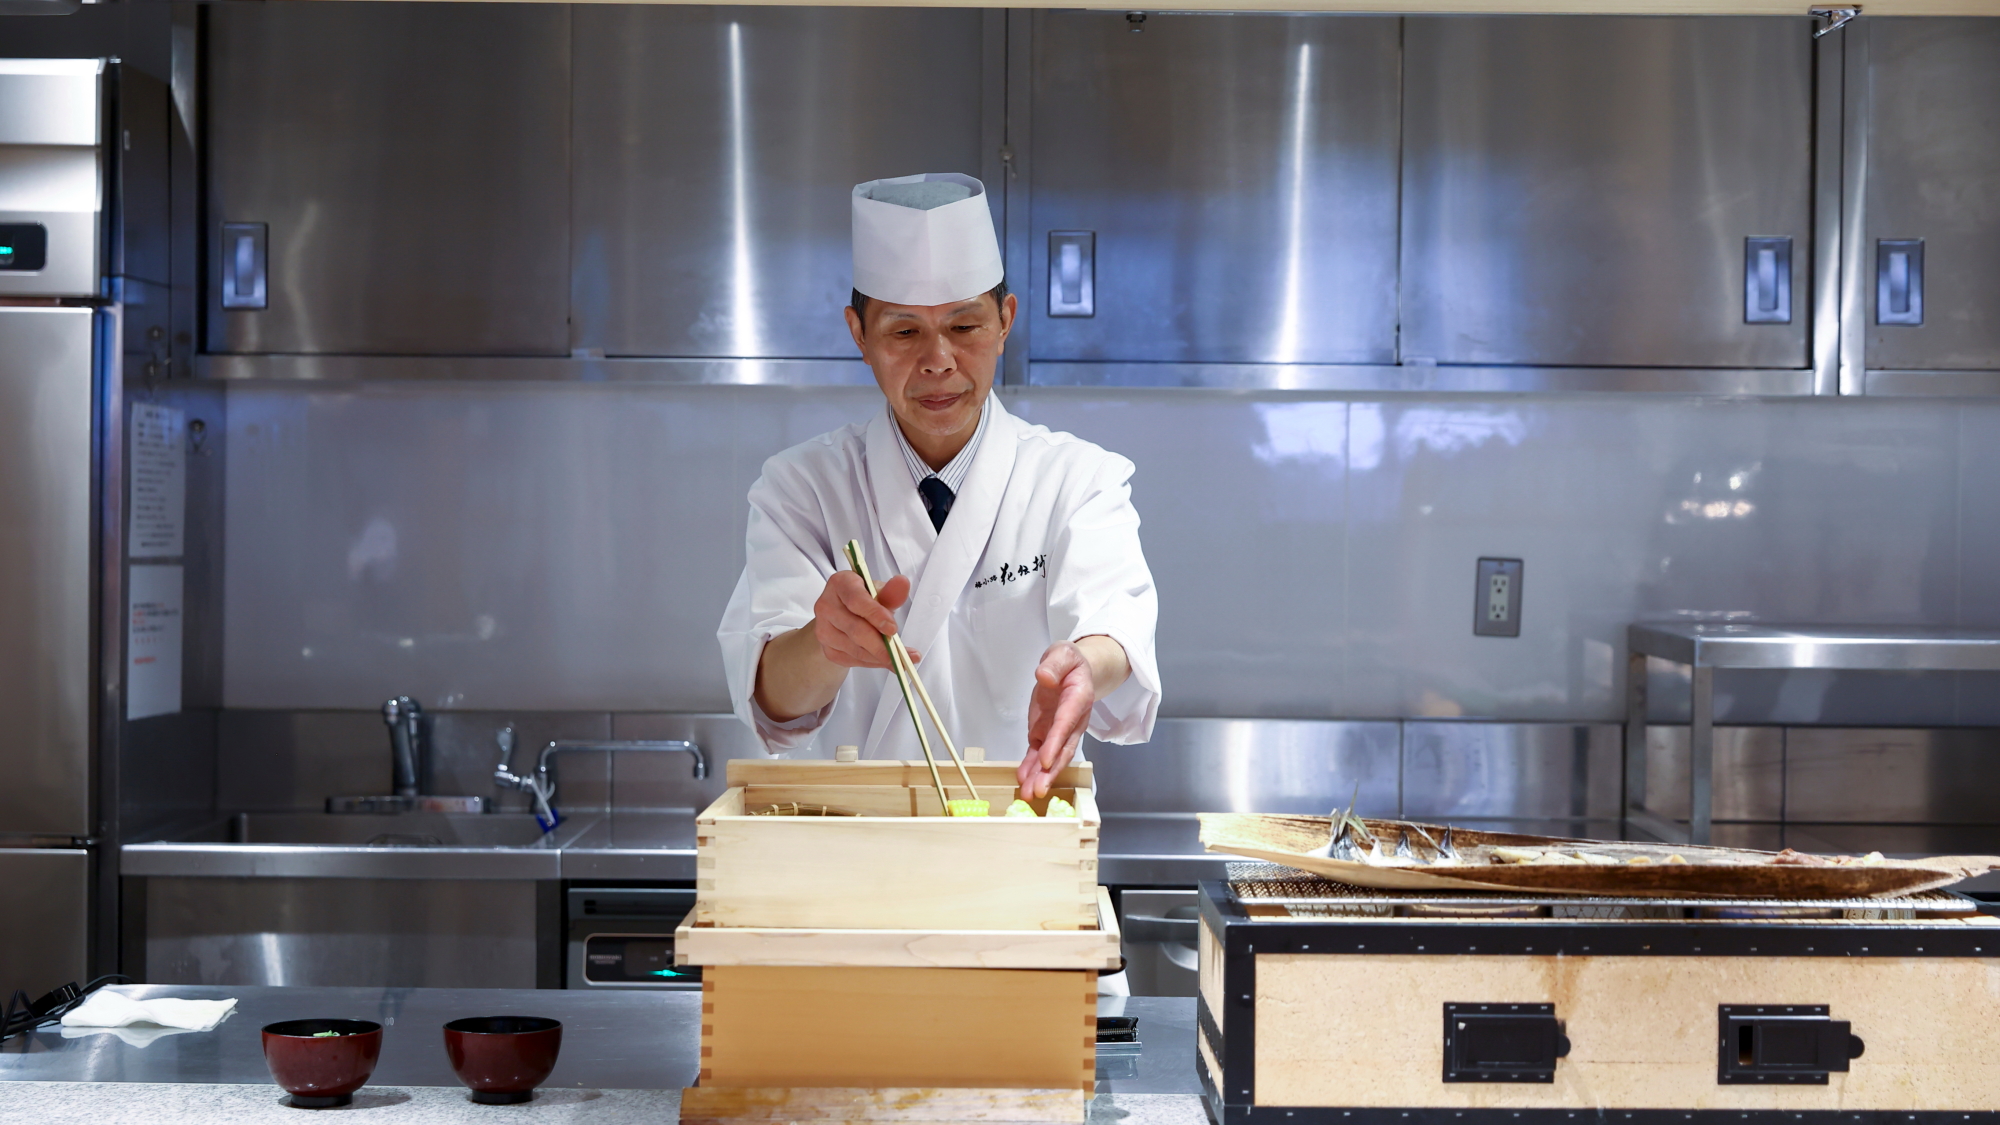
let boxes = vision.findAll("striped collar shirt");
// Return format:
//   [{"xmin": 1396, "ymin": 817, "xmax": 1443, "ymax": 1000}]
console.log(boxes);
[{"xmin": 891, "ymin": 394, "xmax": 990, "ymax": 495}]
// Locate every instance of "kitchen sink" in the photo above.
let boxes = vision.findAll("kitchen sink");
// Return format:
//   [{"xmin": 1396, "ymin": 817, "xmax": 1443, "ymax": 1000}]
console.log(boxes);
[
  {"xmin": 120, "ymin": 808, "xmax": 687, "ymax": 886},
  {"xmin": 222, "ymin": 811, "xmax": 556, "ymax": 848}
]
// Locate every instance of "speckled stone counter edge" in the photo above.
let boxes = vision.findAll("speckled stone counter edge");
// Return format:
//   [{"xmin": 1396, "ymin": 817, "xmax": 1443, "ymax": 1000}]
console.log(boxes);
[{"xmin": 0, "ymin": 1082, "xmax": 1204, "ymax": 1125}]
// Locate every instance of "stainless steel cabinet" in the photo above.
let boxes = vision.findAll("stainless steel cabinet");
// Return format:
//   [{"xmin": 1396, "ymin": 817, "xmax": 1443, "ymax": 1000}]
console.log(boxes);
[
  {"xmin": 0, "ymin": 61, "xmax": 102, "ymax": 301},
  {"xmin": 1402, "ymin": 17, "xmax": 1812, "ymax": 369},
  {"xmin": 1861, "ymin": 20, "xmax": 2000, "ymax": 372},
  {"xmin": 142, "ymin": 877, "xmax": 542, "ymax": 988},
  {"xmin": 206, "ymin": 3, "xmax": 570, "ymax": 355},
  {"xmin": 0, "ymin": 851, "xmax": 88, "ymax": 997},
  {"xmin": 1027, "ymin": 13, "xmax": 1401, "ymax": 366},
  {"xmin": 570, "ymin": 7, "xmax": 985, "ymax": 359},
  {"xmin": 0, "ymin": 307, "xmax": 92, "ymax": 837}
]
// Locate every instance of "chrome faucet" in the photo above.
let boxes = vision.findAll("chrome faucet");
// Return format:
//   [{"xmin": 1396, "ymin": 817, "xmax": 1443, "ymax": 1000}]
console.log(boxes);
[
  {"xmin": 325, "ymin": 695, "xmax": 484, "ymax": 815},
  {"xmin": 493, "ymin": 727, "xmax": 705, "ymax": 831},
  {"xmin": 382, "ymin": 696, "xmax": 424, "ymax": 797}
]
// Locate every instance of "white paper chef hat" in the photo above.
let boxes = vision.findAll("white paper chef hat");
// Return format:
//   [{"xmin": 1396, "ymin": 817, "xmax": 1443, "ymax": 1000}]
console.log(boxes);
[{"xmin": 851, "ymin": 172, "xmax": 1004, "ymax": 307}]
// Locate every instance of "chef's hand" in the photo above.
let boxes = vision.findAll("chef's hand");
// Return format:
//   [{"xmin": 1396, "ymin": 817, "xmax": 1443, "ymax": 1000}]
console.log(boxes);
[
  {"xmin": 810, "ymin": 571, "xmax": 920, "ymax": 670},
  {"xmin": 1022, "ymin": 638, "xmax": 1127, "ymax": 798},
  {"xmin": 755, "ymin": 572, "xmax": 923, "ymax": 725}
]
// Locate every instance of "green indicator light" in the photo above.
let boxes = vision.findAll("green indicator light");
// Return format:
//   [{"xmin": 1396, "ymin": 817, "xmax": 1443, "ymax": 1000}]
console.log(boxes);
[
  {"xmin": 647, "ymin": 968, "xmax": 684, "ymax": 978},
  {"xmin": 0, "ymin": 247, "xmax": 12, "ymax": 255}
]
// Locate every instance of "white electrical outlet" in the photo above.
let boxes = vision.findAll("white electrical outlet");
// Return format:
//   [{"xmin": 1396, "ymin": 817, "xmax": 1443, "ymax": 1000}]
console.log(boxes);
[{"xmin": 1474, "ymin": 558, "xmax": 1523, "ymax": 637}]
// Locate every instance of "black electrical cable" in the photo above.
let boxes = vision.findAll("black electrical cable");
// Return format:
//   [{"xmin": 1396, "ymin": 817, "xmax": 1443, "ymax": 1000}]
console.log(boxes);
[
  {"xmin": 0, "ymin": 990, "xmax": 30, "ymax": 1044},
  {"xmin": 0, "ymin": 975, "xmax": 132, "ymax": 1041}
]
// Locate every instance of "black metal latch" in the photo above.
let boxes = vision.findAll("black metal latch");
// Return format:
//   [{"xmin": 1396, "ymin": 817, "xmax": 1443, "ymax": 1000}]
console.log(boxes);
[
  {"xmin": 1443, "ymin": 1003, "xmax": 1571, "ymax": 1083},
  {"xmin": 1719, "ymin": 1005, "xmax": 1865, "ymax": 1085}
]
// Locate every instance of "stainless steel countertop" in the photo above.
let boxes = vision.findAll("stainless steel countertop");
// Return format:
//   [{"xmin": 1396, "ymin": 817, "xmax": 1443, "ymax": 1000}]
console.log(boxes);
[
  {"xmin": 122, "ymin": 812, "xmax": 1233, "ymax": 885},
  {"xmin": 1630, "ymin": 622, "xmax": 2000, "ymax": 670},
  {"xmin": 555, "ymin": 810, "xmax": 699, "ymax": 882},
  {"xmin": 139, "ymin": 808, "xmax": 2000, "ymax": 886},
  {"xmin": 0, "ymin": 985, "xmax": 694, "ymax": 1089},
  {"xmin": 119, "ymin": 841, "xmax": 566, "ymax": 880},
  {"xmin": 0, "ymin": 985, "xmax": 1196, "ymax": 1097}
]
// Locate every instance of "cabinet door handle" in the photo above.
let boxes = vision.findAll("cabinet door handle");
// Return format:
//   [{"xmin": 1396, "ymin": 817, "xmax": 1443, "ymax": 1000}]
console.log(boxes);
[
  {"xmin": 221, "ymin": 222, "xmax": 267, "ymax": 310},
  {"xmin": 1120, "ymin": 913, "xmax": 1198, "ymax": 942},
  {"xmin": 1876, "ymin": 239, "xmax": 1924, "ymax": 326},
  {"xmin": 1743, "ymin": 237, "xmax": 1792, "ymax": 324},
  {"xmin": 1047, "ymin": 230, "xmax": 1095, "ymax": 318}
]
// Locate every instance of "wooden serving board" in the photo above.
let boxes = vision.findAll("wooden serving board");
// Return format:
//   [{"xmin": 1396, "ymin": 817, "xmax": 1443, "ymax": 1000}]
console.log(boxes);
[{"xmin": 1199, "ymin": 813, "xmax": 2000, "ymax": 898}]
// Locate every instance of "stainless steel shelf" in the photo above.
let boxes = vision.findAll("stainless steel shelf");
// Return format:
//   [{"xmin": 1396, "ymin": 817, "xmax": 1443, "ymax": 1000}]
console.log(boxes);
[
  {"xmin": 1028, "ymin": 363, "xmax": 1813, "ymax": 394},
  {"xmin": 197, "ymin": 353, "xmax": 1821, "ymax": 395},
  {"xmin": 1623, "ymin": 623, "xmax": 2000, "ymax": 847},
  {"xmin": 1631, "ymin": 623, "xmax": 2000, "ymax": 672},
  {"xmin": 1864, "ymin": 369, "xmax": 2000, "ymax": 396},
  {"xmin": 198, "ymin": 354, "xmax": 879, "ymax": 386}
]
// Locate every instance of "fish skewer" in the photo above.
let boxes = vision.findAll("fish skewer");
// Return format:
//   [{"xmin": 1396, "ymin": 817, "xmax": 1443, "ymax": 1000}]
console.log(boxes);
[
  {"xmin": 1328, "ymin": 822, "xmax": 1365, "ymax": 863},
  {"xmin": 1313, "ymin": 782, "xmax": 1373, "ymax": 860},
  {"xmin": 1309, "ymin": 791, "xmax": 1476, "ymax": 868},
  {"xmin": 842, "ymin": 540, "xmax": 985, "ymax": 815}
]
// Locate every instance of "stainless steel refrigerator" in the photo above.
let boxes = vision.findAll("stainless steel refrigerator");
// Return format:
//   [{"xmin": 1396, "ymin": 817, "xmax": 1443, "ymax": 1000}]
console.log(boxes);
[{"xmin": 0, "ymin": 58, "xmax": 106, "ymax": 1000}]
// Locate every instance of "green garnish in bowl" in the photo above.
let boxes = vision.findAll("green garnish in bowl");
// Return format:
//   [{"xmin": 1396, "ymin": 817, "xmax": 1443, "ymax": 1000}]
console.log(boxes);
[{"xmin": 312, "ymin": 1030, "xmax": 341, "ymax": 1037}]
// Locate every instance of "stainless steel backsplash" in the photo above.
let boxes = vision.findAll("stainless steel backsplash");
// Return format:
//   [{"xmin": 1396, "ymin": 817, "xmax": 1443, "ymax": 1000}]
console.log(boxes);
[
  {"xmin": 217, "ymin": 384, "xmax": 2000, "ymax": 726},
  {"xmin": 214, "ymin": 713, "xmax": 2000, "ymax": 837}
]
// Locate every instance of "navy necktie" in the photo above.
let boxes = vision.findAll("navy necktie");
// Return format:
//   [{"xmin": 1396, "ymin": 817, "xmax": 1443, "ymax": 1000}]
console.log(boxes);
[{"xmin": 918, "ymin": 475, "xmax": 955, "ymax": 532}]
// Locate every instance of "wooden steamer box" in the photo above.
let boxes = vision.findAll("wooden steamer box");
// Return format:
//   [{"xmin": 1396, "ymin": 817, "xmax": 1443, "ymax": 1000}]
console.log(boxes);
[
  {"xmin": 678, "ymin": 759, "xmax": 1113, "ymax": 1125},
  {"xmin": 1196, "ymin": 879, "xmax": 2000, "ymax": 1122},
  {"xmin": 692, "ymin": 759, "xmax": 1100, "ymax": 932}
]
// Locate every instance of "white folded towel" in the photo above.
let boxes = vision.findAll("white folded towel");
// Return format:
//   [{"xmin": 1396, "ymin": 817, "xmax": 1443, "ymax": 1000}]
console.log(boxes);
[
  {"xmin": 60, "ymin": 991, "xmax": 237, "ymax": 1033},
  {"xmin": 59, "ymin": 1022, "xmax": 202, "ymax": 1049}
]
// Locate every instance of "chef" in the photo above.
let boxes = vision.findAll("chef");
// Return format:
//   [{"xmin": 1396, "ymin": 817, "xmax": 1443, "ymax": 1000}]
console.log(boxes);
[{"xmin": 717, "ymin": 172, "xmax": 1160, "ymax": 798}]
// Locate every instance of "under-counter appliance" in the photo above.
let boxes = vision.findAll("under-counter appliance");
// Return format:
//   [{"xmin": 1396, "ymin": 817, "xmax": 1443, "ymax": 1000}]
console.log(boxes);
[
  {"xmin": 565, "ymin": 887, "xmax": 702, "ymax": 990},
  {"xmin": 1118, "ymin": 889, "xmax": 1200, "ymax": 997},
  {"xmin": 0, "ymin": 58, "xmax": 115, "ymax": 1001}
]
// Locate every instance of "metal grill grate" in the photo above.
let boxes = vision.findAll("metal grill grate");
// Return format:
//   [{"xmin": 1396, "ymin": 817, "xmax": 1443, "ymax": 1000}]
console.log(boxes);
[{"xmin": 1223, "ymin": 860, "xmax": 1968, "ymax": 916}]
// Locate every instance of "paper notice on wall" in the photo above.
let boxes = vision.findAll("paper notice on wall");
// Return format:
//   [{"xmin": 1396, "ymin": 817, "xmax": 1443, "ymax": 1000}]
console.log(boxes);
[
  {"xmin": 129, "ymin": 403, "xmax": 186, "ymax": 559},
  {"xmin": 127, "ymin": 564, "xmax": 183, "ymax": 720}
]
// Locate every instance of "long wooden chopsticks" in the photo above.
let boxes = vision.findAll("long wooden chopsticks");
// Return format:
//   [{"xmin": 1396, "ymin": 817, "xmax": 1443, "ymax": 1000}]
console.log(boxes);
[{"xmin": 842, "ymin": 540, "xmax": 983, "ymax": 814}]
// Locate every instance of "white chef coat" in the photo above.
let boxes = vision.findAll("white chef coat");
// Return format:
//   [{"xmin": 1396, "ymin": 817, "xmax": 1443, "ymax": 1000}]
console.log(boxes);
[{"xmin": 717, "ymin": 395, "xmax": 1161, "ymax": 759}]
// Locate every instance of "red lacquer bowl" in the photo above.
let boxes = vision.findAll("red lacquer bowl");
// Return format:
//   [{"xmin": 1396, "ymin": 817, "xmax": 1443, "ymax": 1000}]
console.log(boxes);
[
  {"xmin": 261, "ymin": 1019, "xmax": 383, "ymax": 1109},
  {"xmin": 443, "ymin": 1016, "xmax": 563, "ymax": 1104}
]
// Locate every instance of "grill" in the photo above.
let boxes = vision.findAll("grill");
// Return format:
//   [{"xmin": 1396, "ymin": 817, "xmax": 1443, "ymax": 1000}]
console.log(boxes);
[
  {"xmin": 1223, "ymin": 861, "xmax": 1971, "ymax": 920},
  {"xmin": 1195, "ymin": 871, "xmax": 2000, "ymax": 1121}
]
